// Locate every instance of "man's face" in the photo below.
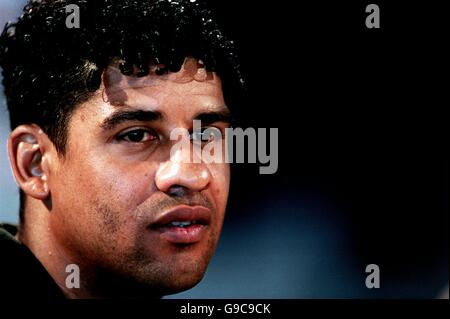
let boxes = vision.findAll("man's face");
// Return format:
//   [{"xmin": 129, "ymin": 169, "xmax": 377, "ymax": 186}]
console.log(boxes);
[{"xmin": 47, "ymin": 59, "xmax": 230, "ymax": 295}]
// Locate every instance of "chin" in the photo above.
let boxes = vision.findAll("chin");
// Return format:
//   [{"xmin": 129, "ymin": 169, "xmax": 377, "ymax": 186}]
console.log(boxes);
[
  {"xmin": 161, "ymin": 267, "xmax": 206, "ymax": 295},
  {"xmin": 163, "ymin": 281, "xmax": 200, "ymax": 296}
]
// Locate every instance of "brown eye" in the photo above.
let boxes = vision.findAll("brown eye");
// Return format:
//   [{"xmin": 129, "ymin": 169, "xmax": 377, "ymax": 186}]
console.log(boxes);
[{"xmin": 118, "ymin": 129, "xmax": 156, "ymax": 143}]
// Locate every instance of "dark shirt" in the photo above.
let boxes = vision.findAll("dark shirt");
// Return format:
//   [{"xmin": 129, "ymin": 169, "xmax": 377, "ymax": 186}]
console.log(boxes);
[{"xmin": 0, "ymin": 224, "xmax": 65, "ymax": 299}]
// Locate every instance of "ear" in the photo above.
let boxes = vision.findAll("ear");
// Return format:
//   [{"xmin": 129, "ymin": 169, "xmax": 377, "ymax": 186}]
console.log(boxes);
[{"xmin": 7, "ymin": 124, "xmax": 54, "ymax": 201}]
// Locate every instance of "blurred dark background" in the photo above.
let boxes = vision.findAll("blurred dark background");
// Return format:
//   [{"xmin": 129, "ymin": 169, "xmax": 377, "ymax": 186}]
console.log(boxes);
[{"xmin": 1, "ymin": 0, "xmax": 448, "ymax": 298}]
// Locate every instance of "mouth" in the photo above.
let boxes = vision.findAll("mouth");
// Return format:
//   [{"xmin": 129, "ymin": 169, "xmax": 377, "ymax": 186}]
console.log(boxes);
[{"xmin": 149, "ymin": 205, "xmax": 211, "ymax": 244}]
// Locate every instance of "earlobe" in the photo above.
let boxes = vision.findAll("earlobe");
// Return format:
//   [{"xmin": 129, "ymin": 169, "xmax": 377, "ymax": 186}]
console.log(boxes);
[{"xmin": 8, "ymin": 125, "xmax": 51, "ymax": 201}]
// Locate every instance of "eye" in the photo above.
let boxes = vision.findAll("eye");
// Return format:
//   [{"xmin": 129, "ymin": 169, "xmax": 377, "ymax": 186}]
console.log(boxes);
[
  {"xmin": 117, "ymin": 128, "xmax": 157, "ymax": 143},
  {"xmin": 191, "ymin": 127, "xmax": 223, "ymax": 143}
]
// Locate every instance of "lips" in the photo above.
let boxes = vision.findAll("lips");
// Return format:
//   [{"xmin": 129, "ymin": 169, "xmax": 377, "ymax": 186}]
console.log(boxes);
[{"xmin": 150, "ymin": 205, "xmax": 211, "ymax": 244}]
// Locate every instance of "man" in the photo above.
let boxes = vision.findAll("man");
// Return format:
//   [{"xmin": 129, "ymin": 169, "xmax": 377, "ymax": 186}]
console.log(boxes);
[{"xmin": 0, "ymin": 0, "xmax": 243, "ymax": 298}]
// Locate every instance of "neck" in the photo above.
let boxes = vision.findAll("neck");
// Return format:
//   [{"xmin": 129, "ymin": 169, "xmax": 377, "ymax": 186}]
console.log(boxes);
[{"xmin": 18, "ymin": 198, "xmax": 105, "ymax": 298}]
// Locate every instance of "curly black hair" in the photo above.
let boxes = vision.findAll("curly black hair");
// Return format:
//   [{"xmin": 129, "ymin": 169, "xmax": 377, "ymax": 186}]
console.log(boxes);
[
  {"xmin": 0, "ymin": 0, "xmax": 243, "ymax": 151},
  {"xmin": 0, "ymin": 0, "xmax": 244, "ymax": 221}
]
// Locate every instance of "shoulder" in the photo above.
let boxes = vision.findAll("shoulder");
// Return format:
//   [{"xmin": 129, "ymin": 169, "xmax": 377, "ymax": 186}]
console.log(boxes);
[{"xmin": 0, "ymin": 224, "xmax": 65, "ymax": 299}]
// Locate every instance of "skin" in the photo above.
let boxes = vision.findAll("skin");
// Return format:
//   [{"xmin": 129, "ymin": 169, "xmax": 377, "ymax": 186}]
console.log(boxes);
[{"xmin": 8, "ymin": 58, "xmax": 230, "ymax": 298}]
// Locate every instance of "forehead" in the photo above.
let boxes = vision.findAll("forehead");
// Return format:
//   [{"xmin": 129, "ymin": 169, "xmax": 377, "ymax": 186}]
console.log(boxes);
[
  {"xmin": 72, "ymin": 58, "xmax": 228, "ymax": 129},
  {"xmin": 102, "ymin": 58, "xmax": 225, "ymax": 106}
]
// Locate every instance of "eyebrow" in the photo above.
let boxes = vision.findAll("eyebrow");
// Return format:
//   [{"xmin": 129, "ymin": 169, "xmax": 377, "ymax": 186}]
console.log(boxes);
[
  {"xmin": 193, "ymin": 109, "xmax": 232, "ymax": 126},
  {"xmin": 100, "ymin": 109, "xmax": 163, "ymax": 130}
]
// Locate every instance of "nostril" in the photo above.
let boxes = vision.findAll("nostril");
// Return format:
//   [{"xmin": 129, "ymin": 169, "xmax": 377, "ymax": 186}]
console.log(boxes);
[{"xmin": 168, "ymin": 185, "xmax": 187, "ymax": 197}]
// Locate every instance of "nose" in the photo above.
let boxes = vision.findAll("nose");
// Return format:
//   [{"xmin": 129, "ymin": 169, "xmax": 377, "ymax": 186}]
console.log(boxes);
[{"xmin": 155, "ymin": 153, "xmax": 211, "ymax": 194}]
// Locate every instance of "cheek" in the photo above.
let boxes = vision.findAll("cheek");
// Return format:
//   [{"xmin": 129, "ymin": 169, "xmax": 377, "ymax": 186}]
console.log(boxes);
[
  {"xmin": 86, "ymin": 159, "xmax": 158, "ymax": 210},
  {"xmin": 56, "ymin": 152, "xmax": 157, "ymax": 217},
  {"xmin": 209, "ymin": 163, "xmax": 230, "ymax": 209},
  {"xmin": 50, "ymin": 157, "xmax": 158, "ymax": 250}
]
